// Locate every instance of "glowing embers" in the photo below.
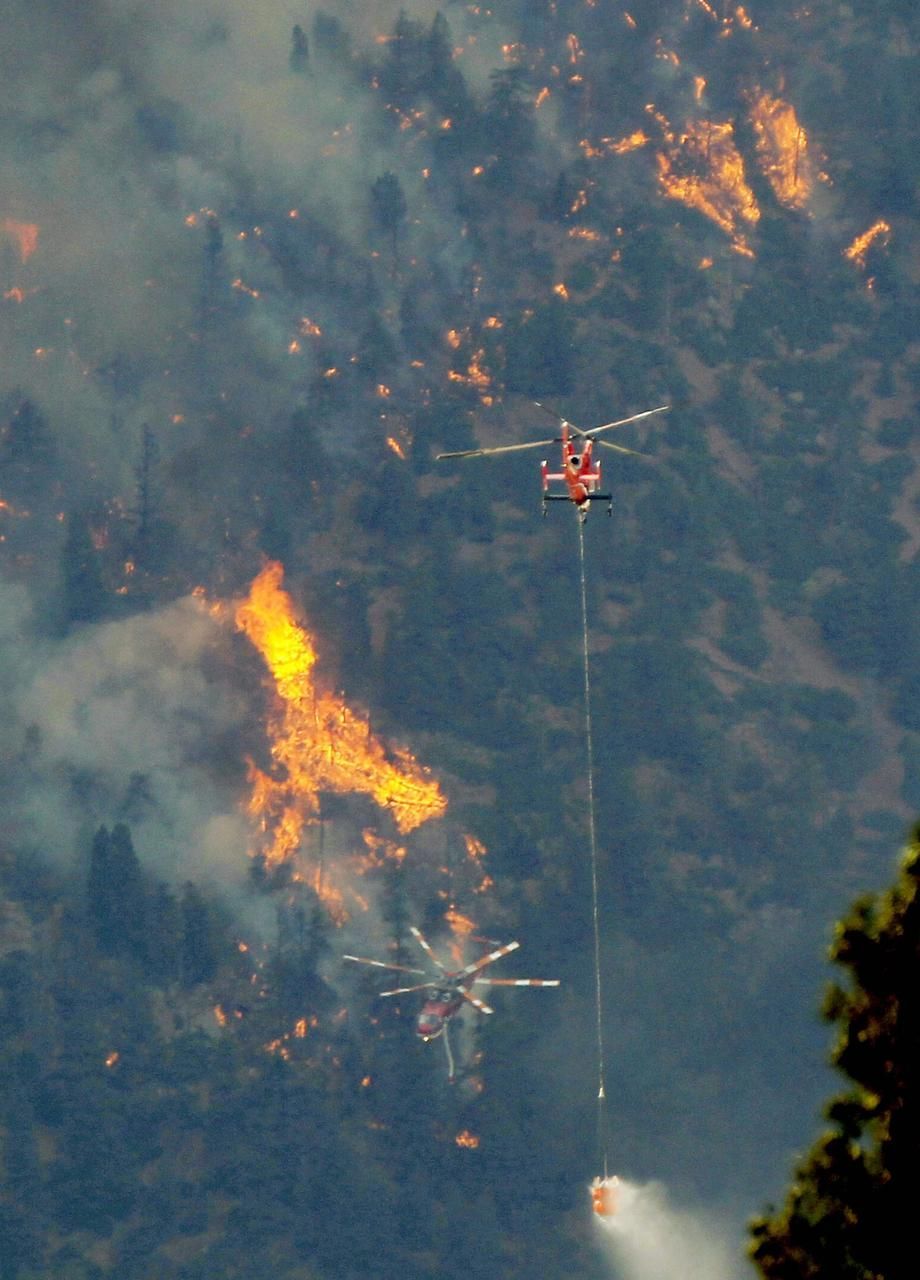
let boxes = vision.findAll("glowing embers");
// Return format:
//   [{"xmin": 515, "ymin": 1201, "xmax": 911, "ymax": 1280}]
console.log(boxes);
[
  {"xmin": 455, "ymin": 1130, "xmax": 480, "ymax": 1149},
  {"xmin": 653, "ymin": 113, "xmax": 759, "ymax": 257},
  {"xmin": 591, "ymin": 1175, "xmax": 619, "ymax": 1217},
  {"xmin": 748, "ymin": 90, "xmax": 813, "ymax": 209},
  {"xmin": 444, "ymin": 327, "xmax": 496, "ymax": 406},
  {"xmin": 235, "ymin": 562, "xmax": 447, "ymax": 898}
]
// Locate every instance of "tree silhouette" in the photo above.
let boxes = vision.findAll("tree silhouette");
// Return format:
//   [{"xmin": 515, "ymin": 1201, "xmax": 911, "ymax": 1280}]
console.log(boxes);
[
  {"xmin": 289, "ymin": 23, "xmax": 309, "ymax": 74},
  {"xmin": 370, "ymin": 171, "xmax": 407, "ymax": 271},
  {"xmin": 750, "ymin": 827, "xmax": 920, "ymax": 1279},
  {"xmin": 61, "ymin": 509, "xmax": 107, "ymax": 626},
  {"xmin": 180, "ymin": 881, "xmax": 216, "ymax": 987}
]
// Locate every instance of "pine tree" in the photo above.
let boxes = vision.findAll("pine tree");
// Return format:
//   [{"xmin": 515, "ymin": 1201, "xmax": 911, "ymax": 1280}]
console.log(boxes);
[
  {"xmin": 180, "ymin": 882, "xmax": 216, "ymax": 987},
  {"xmin": 289, "ymin": 23, "xmax": 309, "ymax": 73},
  {"xmin": 370, "ymin": 171, "xmax": 407, "ymax": 270},
  {"xmin": 750, "ymin": 827, "xmax": 920, "ymax": 1278},
  {"xmin": 61, "ymin": 509, "xmax": 107, "ymax": 626},
  {"xmin": 311, "ymin": 10, "xmax": 351, "ymax": 65},
  {"xmin": 86, "ymin": 824, "xmax": 146, "ymax": 961}
]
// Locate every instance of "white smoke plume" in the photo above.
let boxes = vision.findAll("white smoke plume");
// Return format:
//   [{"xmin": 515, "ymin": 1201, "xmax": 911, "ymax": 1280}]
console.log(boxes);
[{"xmin": 595, "ymin": 1178, "xmax": 750, "ymax": 1280}]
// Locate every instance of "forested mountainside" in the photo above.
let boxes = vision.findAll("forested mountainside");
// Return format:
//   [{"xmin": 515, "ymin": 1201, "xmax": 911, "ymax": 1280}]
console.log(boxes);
[{"xmin": 1, "ymin": 1, "xmax": 918, "ymax": 1276}]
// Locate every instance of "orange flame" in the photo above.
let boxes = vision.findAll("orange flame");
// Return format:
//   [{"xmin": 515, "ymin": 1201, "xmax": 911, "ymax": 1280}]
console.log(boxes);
[
  {"xmin": 461, "ymin": 832, "xmax": 493, "ymax": 894},
  {"xmin": 748, "ymin": 90, "xmax": 812, "ymax": 208},
  {"xmin": 2, "ymin": 220, "xmax": 38, "ymax": 263},
  {"xmin": 844, "ymin": 219, "xmax": 891, "ymax": 269},
  {"xmin": 455, "ymin": 1130, "xmax": 480, "ymax": 1148},
  {"xmin": 570, "ymin": 188, "xmax": 589, "ymax": 213},
  {"xmin": 235, "ymin": 563, "xmax": 446, "ymax": 894},
  {"xmin": 386, "ymin": 435, "xmax": 407, "ymax": 460},
  {"xmin": 105, "ymin": 1051, "xmax": 120, "ymax": 1068},
  {"xmin": 447, "ymin": 343, "xmax": 495, "ymax": 405},
  {"xmin": 445, "ymin": 906, "xmax": 476, "ymax": 936},
  {"xmin": 654, "ymin": 113, "xmax": 759, "ymax": 257},
  {"xmin": 580, "ymin": 131, "xmax": 649, "ymax": 159}
]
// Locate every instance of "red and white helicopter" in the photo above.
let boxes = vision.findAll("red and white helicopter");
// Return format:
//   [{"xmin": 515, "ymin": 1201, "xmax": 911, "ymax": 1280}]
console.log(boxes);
[
  {"xmin": 344, "ymin": 925, "xmax": 559, "ymax": 1082},
  {"xmin": 437, "ymin": 402, "xmax": 669, "ymax": 521}
]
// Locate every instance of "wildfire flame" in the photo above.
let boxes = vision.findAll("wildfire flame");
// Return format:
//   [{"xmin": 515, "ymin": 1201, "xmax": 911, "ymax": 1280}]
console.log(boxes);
[
  {"xmin": 386, "ymin": 435, "xmax": 407, "ymax": 459},
  {"xmin": 844, "ymin": 219, "xmax": 891, "ymax": 270},
  {"xmin": 234, "ymin": 563, "xmax": 446, "ymax": 904},
  {"xmin": 446, "ymin": 333, "xmax": 495, "ymax": 405},
  {"xmin": 654, "ymin": 113, "xmax": 759, "ymax": 257},
  {"xmin": 748, "ymin": 90, "xmax": 812, "ymax": 209},
  {"xmin": 2, "ymin": 219, "xmax": 39, "ymax": 263},
  {"xmin": 580, "ymin": 131, "xmax": 649, "ymax": 158},
  {"xmin": 455, "ymin": 1130, "xmax": 480, "ymax": 1148},
  {"xmin": 445, "ymin": 906, "xmax": 476, "ymax": 936}
]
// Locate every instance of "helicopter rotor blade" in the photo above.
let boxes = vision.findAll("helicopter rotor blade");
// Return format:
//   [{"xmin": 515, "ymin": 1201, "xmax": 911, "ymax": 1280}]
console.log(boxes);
[
  {"xmin": 437, "ymin": 438, "xmax": 556, "ymax": 460},
  {"xmin": 409, "ymin": 925, "xmax": 447, "ymax": 973},
  {"xmin": 461, "ymin": 990, "xmax": 494, "ymax": 1015},
  {"xmin": 594, "ymin": 438, "xmax": 653, "ymax": 459},
  {"xmin": 456, "ymin": 939, "xmax": 520, "ymax": 980},
  {"xmin": 586, "ymin": 405, "xmax": 670, "ymax": 437},
  {"xmin": 379, "ymin": 983, "xmax": 433, "ymax": 997},
  {"xmin": 342, "ymin": 954, "xmax": 427, "ymax": 976},
  {"xmin": 472, "ymin": 978, "xmax": 561, "ymax": 987},
  {"xmin": 533, "ymin": 400, "xmax": 582, "ymax": 435}
]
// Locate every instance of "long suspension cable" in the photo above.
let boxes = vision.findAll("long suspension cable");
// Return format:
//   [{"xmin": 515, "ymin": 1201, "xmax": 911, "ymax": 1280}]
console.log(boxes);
[{"xmin": 577, "ymin": 517, "xmax": 609, "ymax": 1179}]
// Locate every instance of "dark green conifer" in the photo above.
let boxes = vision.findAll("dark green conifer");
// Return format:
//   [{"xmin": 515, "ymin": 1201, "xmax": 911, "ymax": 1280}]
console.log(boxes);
[{"xmin": 751, "ymin": 828, "xmax": 920, "ymax": 1279}]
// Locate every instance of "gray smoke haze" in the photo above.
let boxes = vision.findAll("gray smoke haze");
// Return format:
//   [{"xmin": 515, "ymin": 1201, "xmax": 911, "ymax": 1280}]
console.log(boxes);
[
  {"xmin": 0, "ymin": 0, "xmax": 550, "ymax": 902},
  {"xmin": 0, "ymin": 0, "xmax": 528, "ymax": 504},
  {"xmin": 0, "ymin": 574, "xmax": 253, "ymax": 885}
]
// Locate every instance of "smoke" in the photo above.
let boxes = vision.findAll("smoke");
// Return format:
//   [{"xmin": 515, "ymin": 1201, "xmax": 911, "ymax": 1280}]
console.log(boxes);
[
  {"xmin": 595, "ymin": 1178, "xmax": 748, "ymax": 1280},
  {"xmin": 1, "ymin": 575, "xmax": 253, "ymax": 886}
]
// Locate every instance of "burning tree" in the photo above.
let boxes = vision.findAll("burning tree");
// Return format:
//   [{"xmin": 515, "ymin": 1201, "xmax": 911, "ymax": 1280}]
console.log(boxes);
[{"xmin": 234, "ymin": 562, "xmax": 446, "ymax": 914}]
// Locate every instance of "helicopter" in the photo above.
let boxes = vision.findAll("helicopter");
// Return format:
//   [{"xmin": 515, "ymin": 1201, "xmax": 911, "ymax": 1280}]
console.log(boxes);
[
  {"xmin": 437, "ymin": 402, "xmax": 669, "ymax": 522},
  {"xmin": 344, "ymin": 925, "xmax": 560, "ymax": 1082}
]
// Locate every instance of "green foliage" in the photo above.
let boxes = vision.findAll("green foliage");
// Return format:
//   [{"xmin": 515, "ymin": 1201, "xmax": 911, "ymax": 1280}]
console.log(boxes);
[
  {"xmin": 504, "ymin": 299, "xmax": 576, "ymax": 396},
  {"xmin": 750, "ymin": 830, "xmax": 920, "ymax": 1278}
]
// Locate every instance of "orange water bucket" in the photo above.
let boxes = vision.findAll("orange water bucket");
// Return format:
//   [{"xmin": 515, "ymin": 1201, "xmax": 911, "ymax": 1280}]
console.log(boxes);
[{"xmin": 590, "ymin": 1175, "xmax": 619, "ymax": 1217}]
